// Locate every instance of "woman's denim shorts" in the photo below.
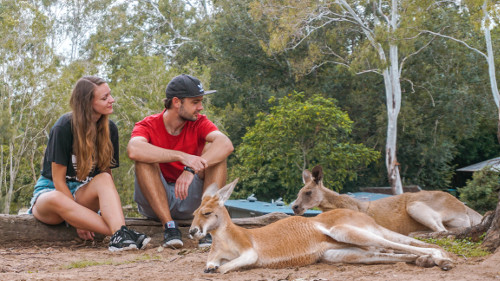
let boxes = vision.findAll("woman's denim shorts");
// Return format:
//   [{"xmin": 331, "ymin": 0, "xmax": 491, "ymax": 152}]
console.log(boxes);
[{"xmin": 28, "ymin": 176, "xmax": 86, "ymax": 214}]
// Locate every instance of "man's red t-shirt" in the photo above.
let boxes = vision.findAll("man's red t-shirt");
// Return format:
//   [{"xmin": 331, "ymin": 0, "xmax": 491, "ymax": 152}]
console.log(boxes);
[{"xmin": 131, "ymin": 109, "xmax": 218, "ymax": 182}]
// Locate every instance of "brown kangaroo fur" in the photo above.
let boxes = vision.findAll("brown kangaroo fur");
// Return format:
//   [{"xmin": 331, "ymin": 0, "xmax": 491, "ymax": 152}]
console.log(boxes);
[
  {"xmin": 292, "ymin": 165, "xmax": 483, "ymax": 235},
  {"xmin": 189, "ymin": 179, "xmax": 453, "ymax": 274}
]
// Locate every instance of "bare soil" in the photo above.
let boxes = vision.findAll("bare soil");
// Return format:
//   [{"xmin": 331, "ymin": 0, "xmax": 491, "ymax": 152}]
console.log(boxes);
[{"xmin": 1, "ymin": 239, "xmax": 500, "ymax": 281}]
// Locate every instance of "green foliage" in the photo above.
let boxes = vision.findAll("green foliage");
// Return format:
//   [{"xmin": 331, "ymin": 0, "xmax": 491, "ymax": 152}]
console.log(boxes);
[
  {"xmin": 232, "ymin": 92, "xmax": 380, "ymax": 201},
  {"xmin": 3, "ymin": 0, "xmax": 500, "ymax": 216},
  {"xmin": 420, "ymin": 236, "xmax": 491, "ymax": 257},
  {"xmin": 0, "ymin": 0, "xmax": 62, "ymax": 213},
  {"xmin": 459, "ymin": 167, "xmax": 500, "ymax": 213}
]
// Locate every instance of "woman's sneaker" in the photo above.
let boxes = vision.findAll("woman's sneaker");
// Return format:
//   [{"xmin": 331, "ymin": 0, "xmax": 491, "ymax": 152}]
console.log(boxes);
[
  {"xmin": 108, "ymin": 226, "xmax": 138, "ymax": 252},
  {"xmin": 125, "ymin": 227, "xmax": 151, "ymax": 250}
]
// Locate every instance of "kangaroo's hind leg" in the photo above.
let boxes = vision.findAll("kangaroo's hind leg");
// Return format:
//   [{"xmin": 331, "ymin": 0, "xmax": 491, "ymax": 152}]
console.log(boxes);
[
  {"xmin": 319, "ymin": 224, "xmax": 453, "ymax": 270},
  {"xmin": 321, "ymin": 247, "xmax": 419, "ymax": 264}
]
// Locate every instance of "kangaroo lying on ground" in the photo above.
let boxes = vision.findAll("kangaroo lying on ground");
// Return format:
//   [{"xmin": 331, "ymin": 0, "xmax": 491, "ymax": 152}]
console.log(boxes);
[
  {"xmin": 189, "ymin": 179, "xmax": 453, "ymax": 274},
  {"xmin": 292, "ymin": 165, "xmax": 483, "ymax": 236}
]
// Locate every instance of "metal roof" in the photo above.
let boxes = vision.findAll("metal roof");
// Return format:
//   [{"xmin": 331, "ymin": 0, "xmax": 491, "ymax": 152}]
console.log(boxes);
[{"xmin": 456, "ymin": 157, "xmax": 500, "ymax": 172}]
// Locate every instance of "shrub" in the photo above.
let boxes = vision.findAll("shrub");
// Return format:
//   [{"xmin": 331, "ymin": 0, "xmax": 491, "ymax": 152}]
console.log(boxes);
[{"xmin": 458, "ymin": 167, "xmax": 500, "ymax": 214}]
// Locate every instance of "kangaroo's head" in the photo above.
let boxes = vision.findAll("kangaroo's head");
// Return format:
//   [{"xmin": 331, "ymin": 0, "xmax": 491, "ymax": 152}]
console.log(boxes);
[
  {"xmin": 292, "ymin": 165, "xmax": 326, "ymax": 215},
  {"xmin": 189, "ymin": 178, "xmax": 239, "ymax": 239}
]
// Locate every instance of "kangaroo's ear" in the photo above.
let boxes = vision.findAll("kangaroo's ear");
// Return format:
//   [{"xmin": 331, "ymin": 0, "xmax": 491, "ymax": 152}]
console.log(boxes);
[
  {"xmin": 217, "ymin": 178, "xmax": 239, "ymax": 206},
  {"xmin": 202, "ymin": 183, "xmax": 219, "ymax": 199},
  {"xmin": 311, "ymin": 165, "xmax": 323, "ymax": 184},
  {"xmin": 302, "ymin": 169, "xmax": 312, "ymax": 184}
]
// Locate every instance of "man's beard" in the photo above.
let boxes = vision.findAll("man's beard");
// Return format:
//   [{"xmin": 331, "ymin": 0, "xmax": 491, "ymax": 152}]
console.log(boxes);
[{"xmin": 179, "ymin": 109, "xmax": 198, "ymax": 122}]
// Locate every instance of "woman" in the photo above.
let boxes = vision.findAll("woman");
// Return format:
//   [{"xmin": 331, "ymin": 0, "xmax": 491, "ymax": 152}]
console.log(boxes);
[{"xmin": 28, "ymin": 76, "xmax": 150, "ymax": 252}]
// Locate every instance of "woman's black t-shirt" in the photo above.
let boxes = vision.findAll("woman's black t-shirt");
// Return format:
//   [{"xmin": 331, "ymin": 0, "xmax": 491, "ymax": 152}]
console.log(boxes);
[{"xmin": 41, "ymin": 113, "xmax": 119, "ymax": 182}]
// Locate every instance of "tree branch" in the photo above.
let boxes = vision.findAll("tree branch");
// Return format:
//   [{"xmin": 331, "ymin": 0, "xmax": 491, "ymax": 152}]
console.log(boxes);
[{"xmin": 420, "ymin": 30, "xmax": 487, "ymax": 59}]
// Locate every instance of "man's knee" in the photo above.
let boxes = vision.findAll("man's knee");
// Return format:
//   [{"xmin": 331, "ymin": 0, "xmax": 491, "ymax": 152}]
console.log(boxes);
[
  {"xmin": 135, "ymin": 161, "xmax": 159, "ymax": 174},
  {"xmin": 203, "ymin": 160, "xmax": 228, "ymax": 190},
  {"xmin": 134, "ymin": 162, "xmax": 163, "ymax": 183}
]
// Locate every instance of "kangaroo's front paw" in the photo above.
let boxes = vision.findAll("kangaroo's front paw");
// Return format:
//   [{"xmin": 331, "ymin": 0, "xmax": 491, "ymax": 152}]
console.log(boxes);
[{"xmin": 204, "ymin": 265, "xmax": 219, "ymax": 273}]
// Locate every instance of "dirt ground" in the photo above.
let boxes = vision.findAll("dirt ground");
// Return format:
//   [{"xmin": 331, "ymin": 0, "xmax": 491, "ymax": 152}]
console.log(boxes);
[{"xmin": 1, "ymin": 238, "xmax": 500, "ymax": 281}]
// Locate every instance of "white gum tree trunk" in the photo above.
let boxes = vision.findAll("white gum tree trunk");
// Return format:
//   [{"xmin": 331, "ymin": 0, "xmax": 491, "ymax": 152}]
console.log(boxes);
[
  {"xmin": 482, "ymin": 1, "xmax": 500, "ymax": 142},
  {"xmin": 383, "ymin": 44, "xmax": 404, "ymax": 195},
  {"xmin": 340, "ymin": 0, "xmax": 404, "ymax": 194}
]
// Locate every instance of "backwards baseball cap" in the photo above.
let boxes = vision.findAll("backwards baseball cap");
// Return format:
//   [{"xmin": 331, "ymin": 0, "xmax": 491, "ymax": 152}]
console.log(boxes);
[{"xmin": 165, "ymin": 74, "xmax": 216, "ymax": 99}]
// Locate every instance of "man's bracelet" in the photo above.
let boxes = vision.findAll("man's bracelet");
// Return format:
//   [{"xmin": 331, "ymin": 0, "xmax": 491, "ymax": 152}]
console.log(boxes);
[{"xmin": 183, "ymin": 166, "xmax": 195, "ymax": 174}]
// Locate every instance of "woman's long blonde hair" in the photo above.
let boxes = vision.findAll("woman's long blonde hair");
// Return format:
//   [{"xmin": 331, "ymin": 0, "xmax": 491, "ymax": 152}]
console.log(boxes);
[{"xmin": 69, "ymin": 76, "xmax": 114, "ymax": 180}]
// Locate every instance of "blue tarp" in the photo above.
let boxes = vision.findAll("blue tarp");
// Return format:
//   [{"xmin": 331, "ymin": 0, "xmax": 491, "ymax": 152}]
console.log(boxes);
[
  {"xmin": 225, "ymin": 199, "xmax": 321, "ymax": 217},
  {"xmin": 225, "ymin": 192, "xmax": 392, "ymax": 218}
]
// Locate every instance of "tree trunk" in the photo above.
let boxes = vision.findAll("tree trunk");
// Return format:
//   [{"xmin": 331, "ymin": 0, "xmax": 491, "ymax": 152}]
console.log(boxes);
[
  {"xmin": 340, "ymin": 0, "xmax": 404, "ymax": 195},
  {"xmin": 481, "ymin": 1, "xmax": 500, "ymax": 252},
  {"xmin": 482, "ymin": 191, "xmax": 500, "ymax": 252},
  {"xmin": 3, "ymin": 143, "xmax": 14, "ymax": 214},
  {"xmin": 0, "ymin": 144, "xmax": 4, "ymax": 210},
  {"xmin": 482, "ymin": 0, "xmax": 500, "ymax": 144},
  {"xmin": 383, "ymin": 43, "xmax": 404, "ymax": 195}
]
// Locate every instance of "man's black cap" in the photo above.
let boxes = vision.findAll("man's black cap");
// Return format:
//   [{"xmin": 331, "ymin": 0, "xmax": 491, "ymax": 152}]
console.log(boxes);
[{"xmin": 165, "ymin": 74, "xmax": 216, "ymax": 99}]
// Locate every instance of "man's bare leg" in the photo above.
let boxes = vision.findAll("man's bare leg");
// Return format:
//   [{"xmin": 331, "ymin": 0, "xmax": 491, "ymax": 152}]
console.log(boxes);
[
  {"xmin": 202, "ymin": 159, "xmax": 227, "ymax": 191},
  {"xmin": 134, "ymin": 161, "xmax": 173, "ymax": 226},
  {"xmin": 199, "ymin": 141, "xmax": 228, "ymax": 191}
]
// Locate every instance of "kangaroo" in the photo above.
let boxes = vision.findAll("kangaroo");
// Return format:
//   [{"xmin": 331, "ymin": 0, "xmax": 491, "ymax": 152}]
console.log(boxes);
[
  {"xmin": 293, "ymin": 165, "xmax": 483, "ymax": 235},
  {"xmin": 189, "ymin": 179, "xmax": 453, "ymax": 274}
]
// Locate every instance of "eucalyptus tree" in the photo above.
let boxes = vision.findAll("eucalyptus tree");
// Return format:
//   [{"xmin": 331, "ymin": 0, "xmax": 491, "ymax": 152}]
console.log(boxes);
[
  {"xmin": 53, "ymin": 0, "xmax": 113, "ymax": 61},
  {"xmin": 0, "ymin": 0, "xmax": 59, "ymax": 213},
  {"xmin": 84, "ymin": 0, "xmax": 215, "ymax": 76},
  {"xmin": 250, "ymin": 0, "xmax": 441, "ymax": 194},
  {"xmin": 422, "ymin": 0, "xmax": 500, "ymax": 142}
]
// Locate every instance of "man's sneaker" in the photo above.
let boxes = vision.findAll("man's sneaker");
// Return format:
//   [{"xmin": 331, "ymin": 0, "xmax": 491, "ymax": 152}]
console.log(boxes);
[
  {"xmin": 108, "ymin": 225, "xmax": 138, "ymax": 252},
  {"xmin": 198, "ymin": 233, "xmax": 212, "ymax": 248},
  {"xmin": 125, "ymin": 227, "xmax": 151, "ymax": 250},
  {"xmin": 163, "ymin": 226, "xmax": 183, "ymax": 249}
]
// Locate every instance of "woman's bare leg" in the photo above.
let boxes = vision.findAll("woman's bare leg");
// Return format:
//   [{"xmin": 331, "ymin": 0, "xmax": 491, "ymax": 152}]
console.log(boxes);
[
  {"xmin": 32, "ymin": 191, "xmax": 113, "ymax": 235},
  {"xmin": 74, "ymin": 172, "xmax": 125, "ymax": 234},
  {"xmin": 32, "ymin": 173, "xmax": 125, "ymax": 236}
]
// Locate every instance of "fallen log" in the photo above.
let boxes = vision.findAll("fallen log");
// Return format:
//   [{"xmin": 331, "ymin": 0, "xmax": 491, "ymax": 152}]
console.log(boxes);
[{"xmin": 0, "ymin": 212, "xmax": 290, "ymax": 247}]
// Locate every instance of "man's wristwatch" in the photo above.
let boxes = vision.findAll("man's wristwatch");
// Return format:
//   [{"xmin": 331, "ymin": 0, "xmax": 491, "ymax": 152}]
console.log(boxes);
[{"xmin": 183, "ymin": 166, "xmax": 195, "ymax": 174}]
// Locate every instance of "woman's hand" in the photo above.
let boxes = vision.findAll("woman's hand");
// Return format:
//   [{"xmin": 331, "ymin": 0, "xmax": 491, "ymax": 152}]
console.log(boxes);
[{"xmin": 76, "ymin": 228, "xmax": 95, "ymax": 241}]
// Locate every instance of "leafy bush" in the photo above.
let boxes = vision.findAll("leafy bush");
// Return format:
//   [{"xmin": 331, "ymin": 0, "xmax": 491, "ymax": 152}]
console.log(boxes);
[
  {"xmin": 231, "ymin": 92, "xmax": 380, "ymax": 202},
  {"xmin": 459, "ymin": 167, "xmax": 500, "ymax": 214}
]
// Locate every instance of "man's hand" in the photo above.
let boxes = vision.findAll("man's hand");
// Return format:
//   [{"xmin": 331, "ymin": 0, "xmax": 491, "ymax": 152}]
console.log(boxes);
[
  {"xmin": 181, "ymin": 154, "xmax": 208, "ymax": 173},
  {"xmin": 76, "ymin": 229, "xmax": 95, "ymax": 241},
  {"xmin": 175, "ymin": 171, "xmax": 195, "ymax": 200}
]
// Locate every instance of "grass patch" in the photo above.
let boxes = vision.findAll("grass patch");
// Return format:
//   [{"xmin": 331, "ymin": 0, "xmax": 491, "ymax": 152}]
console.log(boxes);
[
  {"xmin": 63, "ymin": 254, "xmax": 162, "ymax": 269},
  {"xmin": 419, "ymin": 236, "xmax": 491, "ymax": 258},
  {"xmin": 64, "ymin": 260, "xmax": 113, "ymax": 269}
]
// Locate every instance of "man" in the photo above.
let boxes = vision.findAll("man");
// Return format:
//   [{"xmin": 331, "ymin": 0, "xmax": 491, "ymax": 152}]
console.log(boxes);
[{"xmin": 127, "ymin": 74, "xmax": 234, "ymax": 248}]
